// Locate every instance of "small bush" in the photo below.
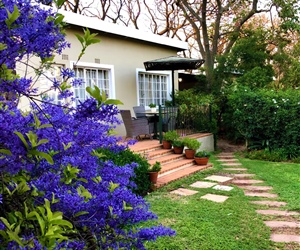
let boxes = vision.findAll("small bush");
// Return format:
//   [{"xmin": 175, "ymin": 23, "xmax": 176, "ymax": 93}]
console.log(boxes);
[{"xmin": 97, "ymin": 148, "xmax": 151, "ymax": 196}]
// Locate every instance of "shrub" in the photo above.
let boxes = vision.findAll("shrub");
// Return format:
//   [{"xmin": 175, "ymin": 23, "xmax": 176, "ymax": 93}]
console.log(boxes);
[
  {"xmin": 195, "ymin": 151, "xmax": 211, "ymax": 158},
  {"xmin": 97, "ymin": 148, "xmax": 151, "ymax": 196},
  {"xmin": 148, "ymin": 161, "xmax": 161, "ymax": 172},
  {"xmin": 223, "ymin": 86, "xmax": 300, "ymax": 160},
  {"xmin": 163, "ymin": 130, "xmax": 179, "ymax": 142},
  {"xmin": 182, "ymin": 137, "xmax": 201, "ymax": 150}
]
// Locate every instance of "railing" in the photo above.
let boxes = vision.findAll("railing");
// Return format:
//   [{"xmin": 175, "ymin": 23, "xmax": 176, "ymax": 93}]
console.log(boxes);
[{"xmin": 157, "ymin": 104, "xmax": 212, "ymax": 143}]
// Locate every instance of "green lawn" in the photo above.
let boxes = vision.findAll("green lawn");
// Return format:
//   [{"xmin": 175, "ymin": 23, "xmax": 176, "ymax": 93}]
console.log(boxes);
[{"xmin": 143, "ymin": 155, "xmax": 300, "ymax": 250}]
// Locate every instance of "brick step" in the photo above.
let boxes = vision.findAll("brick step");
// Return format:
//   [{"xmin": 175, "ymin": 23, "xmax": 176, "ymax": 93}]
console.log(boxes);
[
  {"xmin": 156, "ymin": 164, "xmax": 213, "ymax": 187},
  {"xmin": 160, "ymin": 158, "xmax": 195, "ymax": 174},
  {"xmin": 148, "ymin": 153, "xmax": 185, "ymax": 165},
  {"xmin": 147, "ymin": 148, "xmax": 173, "ymax": 158}
]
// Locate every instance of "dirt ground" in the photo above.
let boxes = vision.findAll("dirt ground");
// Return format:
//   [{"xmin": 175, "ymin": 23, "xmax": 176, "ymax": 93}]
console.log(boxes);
[{"xmin": 216, "ymin": 138, "xmax": 247, "ymax": 152}]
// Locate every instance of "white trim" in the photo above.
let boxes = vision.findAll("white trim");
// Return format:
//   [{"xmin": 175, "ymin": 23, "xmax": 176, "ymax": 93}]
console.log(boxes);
[
  {"xmin": 136, "ymin": 68, "xmax": 172, "ymax": 106},
  {"xmin": 59, "ymin": 10, "xmax": 188, "ymax": 51},
  {"xmin": 70, "ymin": 61, "xmax": 116, "ymax": 99}
]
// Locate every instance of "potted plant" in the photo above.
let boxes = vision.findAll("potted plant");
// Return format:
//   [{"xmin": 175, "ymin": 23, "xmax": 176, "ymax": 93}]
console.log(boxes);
[
  {"xmin": 162, "ymin": 130, "xmax": 179, "ymax": 149},
  {"xmin": 172, "ymin": 139, "xmax": 184, "ymax": 154},
  {"xmin": 148, "ymin": 161, "xmax": 161, "ymax": 184},
  {"xmin": 182, "ymin": 137, "xmax": 201, "ymax": 159},
  {"xmin": 149, "ymin": 103, "xmax": 156, "ymax": 112},
  {"xmin": 194, "ymin": 150, "xmax": 210, "ymax": 165}
]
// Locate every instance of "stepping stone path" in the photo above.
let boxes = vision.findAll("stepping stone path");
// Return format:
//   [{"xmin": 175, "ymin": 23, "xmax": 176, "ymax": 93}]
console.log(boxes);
[{"xmin": 217, "ymin": 152, "xmax": 300, "ymax": 245}]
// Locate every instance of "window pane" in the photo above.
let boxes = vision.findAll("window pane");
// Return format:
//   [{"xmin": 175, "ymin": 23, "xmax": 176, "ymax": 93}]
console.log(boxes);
[{"xmin": 138, "ymin": 72, "xmax": 168, "ymax": 106}]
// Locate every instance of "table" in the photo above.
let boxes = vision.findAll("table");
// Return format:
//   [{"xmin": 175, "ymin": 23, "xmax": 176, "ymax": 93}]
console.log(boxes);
[{"xmin": 136, "ymin": 111, "xmax": 161, "ymax": 139}]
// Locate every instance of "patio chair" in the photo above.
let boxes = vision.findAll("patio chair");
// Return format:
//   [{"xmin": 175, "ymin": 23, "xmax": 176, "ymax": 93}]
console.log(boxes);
[
  {"xmin": 161, "ymin": 106, "xmax": 178, "ymax": 132},
  {"xmin": 133, "ymin": 105, "xmax": 155, "ymax": 134},
  {"xmin": 120, "ymin": 110, "xmax": 152, "ymax": 140}
]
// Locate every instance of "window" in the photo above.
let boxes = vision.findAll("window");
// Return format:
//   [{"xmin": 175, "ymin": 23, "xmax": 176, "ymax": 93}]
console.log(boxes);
[
  {"xmin": 72, "ymin": 62, "xmax": 114, "ymax": 106},
  {"xmin": 39, "ymin": 64, "xmax": 64, "ymax": 105},
  {"xmin": 73, "ymin": 67, "xmax": 110, "ymax": 105},
  {"xmin": 137, "ymin": 71, "xmax": 170, "ymax": 107}
]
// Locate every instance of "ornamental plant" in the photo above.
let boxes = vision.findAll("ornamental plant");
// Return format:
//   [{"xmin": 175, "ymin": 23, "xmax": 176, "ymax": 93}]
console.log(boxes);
[{"xmin": 0, "ymin": 1, "xmax": 175, "ymax": 249}]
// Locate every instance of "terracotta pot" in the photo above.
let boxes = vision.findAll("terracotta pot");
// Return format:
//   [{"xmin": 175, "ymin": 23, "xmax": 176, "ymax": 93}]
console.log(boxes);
[
  {"xmin": 162, "ymin": 140, "xmax": 172, "ymax": 149},
  {"xmin": 148, "ymin": 172, "xmax": 159, "ymax": 184},
  {"xmin": 194, "ymin": 157, "xmax": 209, "ymax": 165},
  {"xmin": 173, "ymin": 146, "xmax": 184, "ymax": 154},
  {"xmin": 185, "ymin": 149, "xmax": 196, "ymax": 159}
]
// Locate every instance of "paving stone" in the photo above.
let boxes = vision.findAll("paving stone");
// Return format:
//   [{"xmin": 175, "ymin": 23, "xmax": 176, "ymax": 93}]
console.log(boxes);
[
  {"xmin": 240, "ymin": 186, "xmax": 273, "ymax": 191},
  {"xmin": 245, "ymin": 192, "xmax": 278, "ymax": 198},
  {"xmin": 256, "ymin": 210, "xmax": 299, "ymax": 216},
  {"xmin": 221, "ymin": 163, "xmax": 243, "ymax": 166},
  {"xmin": 223, "ymin": 168, "xmax": 248, "ymax": 171},
  {"xmin": 204, "ymin": 175, "xmax": 233, "ymax": 183},
  {"xmin": 170, "ymin": 188, "xmax": 198, "ymax": 196},
  {"xmin": 250, "ymin": 201, "xmax": 287, "ymax": 207},
  {"xmin": 271, "ymin": 234, "xmax": 300, "ymax": 243},
  {"xmin": 218, "ymin": 153, "xmax": 235, "ymax": 157},
  {"xmin": 190, "ymin": 181, "xmax": 216, "ymax": 189},
  {"xmin": 232, "ymin": 179, "xmax": 264, "ymax": 185},
  {"xmin": 264, "ymin": 221, "xmax": 300, "ymax": 228},
  {"xmin": 212, "ymin": 185, "xmax": 234, "ymax": 191},
  {"xmin": 232, "ymin": 174, "xmax": 256, "ymax": 178},
  {"xmin": 200, "ymin": 193, "xmax": 229, "ymax": 203},
  {"xmin": 216, "ymin": 159, "xmax": 239, "ymax": 162}
]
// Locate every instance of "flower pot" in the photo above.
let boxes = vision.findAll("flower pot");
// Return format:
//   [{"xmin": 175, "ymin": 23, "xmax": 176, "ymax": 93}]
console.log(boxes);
[
  {"xmin": 148, "ymin": 172, "xmax": 159, "ymax": 184},
  {"xmin": 162, "ymin": 140, "xmax": 172, "ymax": 149},
  {"xmin": 194, "ymin": 157, "xmax": 209, "ymax": 165},
  {"xmin": 173, "ymin": 146, "xmax": 184, "ymax": 154},
  {"xmin": 185, "ymin": 149, "xmax": 196, "ymax": 159},
  {"xmin": 150, "ymin": 108, "xmax": 156, "ymax": 112}
]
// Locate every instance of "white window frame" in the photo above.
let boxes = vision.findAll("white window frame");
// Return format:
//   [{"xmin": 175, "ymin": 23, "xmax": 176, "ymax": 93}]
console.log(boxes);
[
  {"xmin": 39, "ymin": 64, "xmax": 65, "ymax": 105},
  {"xmin": 136, "ymin": 68, "xmax": 172, "ymax": 108},
  {"xmin": 70, "ymin": 61, "xmax": 115, "ymax": 104}
]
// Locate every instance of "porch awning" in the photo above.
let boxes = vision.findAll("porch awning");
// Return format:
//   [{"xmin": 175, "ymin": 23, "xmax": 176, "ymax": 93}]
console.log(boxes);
[
  {"xmin": 144, "ymin": 56, "xmax": 205, "ymax": 71},
  {"xmin": 143, "ymin": 56, "xmax": 205, "ymax": 106}
]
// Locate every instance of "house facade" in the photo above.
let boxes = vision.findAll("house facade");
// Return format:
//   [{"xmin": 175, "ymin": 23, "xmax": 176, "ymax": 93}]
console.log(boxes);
[{"xmin": 17, "ymin": 10, "xmax": 188, "ymax": 137}]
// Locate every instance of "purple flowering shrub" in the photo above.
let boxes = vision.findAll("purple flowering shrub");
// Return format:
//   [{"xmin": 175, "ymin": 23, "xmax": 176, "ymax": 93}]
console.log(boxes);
[{"xmin": 0, "ymin": 1, "xmax": 175, "ymax": 249}]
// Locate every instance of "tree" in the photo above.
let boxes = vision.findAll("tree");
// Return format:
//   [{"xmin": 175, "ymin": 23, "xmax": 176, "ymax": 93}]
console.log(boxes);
[{"xmin": 0, "ymin": 0, "xmax": 174, "ymax": 248}]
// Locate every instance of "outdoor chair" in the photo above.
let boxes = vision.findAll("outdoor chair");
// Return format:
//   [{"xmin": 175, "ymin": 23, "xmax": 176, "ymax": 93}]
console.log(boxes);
[
  {"xmin": 120, "ymin": 110, "xmax": 152, "ymax": 140},
  {"xmin": 133, "ymin": 105, "xmax": 155, "ymax": 134},
  {"xmin": 161, "ymin": 106, "xmax": 178, "ymax": 132}
]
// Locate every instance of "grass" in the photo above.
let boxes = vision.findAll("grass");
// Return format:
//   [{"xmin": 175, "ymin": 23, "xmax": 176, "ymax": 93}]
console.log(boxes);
[{"xmin": 142, "ymin": 154, "xmax": 300, "ymax": 250}]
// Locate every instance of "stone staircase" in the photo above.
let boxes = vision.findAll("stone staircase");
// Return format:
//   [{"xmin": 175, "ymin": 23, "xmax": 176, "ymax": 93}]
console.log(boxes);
[{"xmin": 129, "ymin": 135, "xmax": 213, "ymax": 188}]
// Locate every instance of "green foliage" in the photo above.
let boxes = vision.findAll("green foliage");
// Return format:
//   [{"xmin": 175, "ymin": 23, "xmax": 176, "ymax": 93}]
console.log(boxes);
[
  {"xmin": 194, "ymin": 151, "xmax": 210, "ymax": 158},
  {"xmin": 149, "ymin": 103, "xmax": 156, "ymax": 108},
  {"xmin": 75, "ymin": 28, "xmax": 101, "ymax": 61},
  {"xmin": 86, "ymin": 85, "xmax": 123, "ymax": 107},
  {"xmin": 172, "ymin": 139, "xmax": 184, "ymax": 147},
  {"xmin": 96, "ymin": 148, "xmax": 151, "ymax": 196},
  {"xmin": 163, "ymin": 130, "xmax": 179, "ymax": 142},
  {"xmin": 182, "ymin": 137, "xmax": 201, "ymax": 151},
  {"xmin": 223, "ymin": 86, "xmax": 300, "ymax": 160},
  {"xmin": 148, "ymin": 161, "xmax": 161, "ymax": 172}
]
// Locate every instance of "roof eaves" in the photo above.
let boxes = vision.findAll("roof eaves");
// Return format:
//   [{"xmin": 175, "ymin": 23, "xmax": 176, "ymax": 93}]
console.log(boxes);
[{"xmin": 59, "ymin": 10, "xmax": 188, "ymax": 51}]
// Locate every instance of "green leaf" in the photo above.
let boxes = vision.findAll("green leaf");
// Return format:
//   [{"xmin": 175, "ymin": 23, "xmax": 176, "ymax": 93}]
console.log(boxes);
[
  {"xmin": 14, "ymin": 131, "xmax": 29, "ymax": 149},
  {"xmin": 62, "ymin": 142, "xmax": 72, "ymax": 151},
  {"xmin": 0, "ymin": 149, "xmax": 12, "ymax": 156},
  {"xmin": 55, "ymin": 0, "xmax": 65, "ymax": 9},
  {"xmin": 75, "ymin": 34, "xmax": 84, "ymax": 46},
  {"xmin": 74, "ymin": 211, "xmax": 89, "ymax": 217},
  {"xmin": 29, "ymin": 149, "xmax": 54, "ymax": 165},
  {"xmin": 104, "ymin": 99, "xmax": 124, "ymax": 105},
  {"xmin": 109, "ymin": 182, "xmax": 119, "ymax": 193},
  {"xmin": 0, "ymin": 43, "xmax": 7, "ymax": 51},
  {"xmin": 5, "ymin": 5, "xmax": 20, "ymax": 28}
]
